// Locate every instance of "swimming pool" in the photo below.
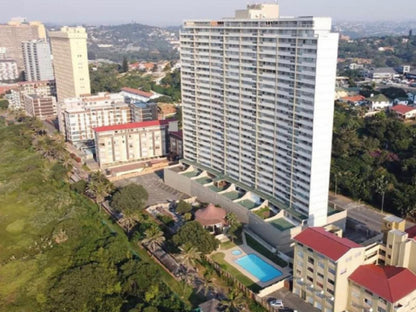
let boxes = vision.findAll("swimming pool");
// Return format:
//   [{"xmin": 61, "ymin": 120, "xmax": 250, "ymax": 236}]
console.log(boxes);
[{"xmin": 235, "ymin": 254, "xmax": 282, "ymax": 282}]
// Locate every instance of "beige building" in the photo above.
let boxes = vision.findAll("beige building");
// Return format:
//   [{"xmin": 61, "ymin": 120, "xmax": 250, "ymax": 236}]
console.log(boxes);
[
  {"xmin": 293, "ymin": 227, "xmax": 365, "ymax": 312},
  {"xmin": 8, "ymin": 80, "xmax": 56, "ymax": 110},
  {"xmin": 23, "ymin": 94, "xmax": 56, "ymax": 119},
  {"xmin": 94, "ymin": 120, "xmax": 178, "ymax": 167},
  {"xmin": 58, "ymin": 93, "xmax": 131, "ymax": 143},
  {"xmin": 0, "ymin": 19, "xmax": 46, "ymax": 71},
  {"xmin": 49, "ymin": 26, "xmax": 91, "ymax": 101},
  {"xmin": 348, "ymin": 265, "xmax": 416, "ymax": 312}
]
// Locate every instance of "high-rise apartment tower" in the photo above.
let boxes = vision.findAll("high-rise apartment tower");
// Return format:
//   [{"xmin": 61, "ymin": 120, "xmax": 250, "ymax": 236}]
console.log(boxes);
[
  {"xmin": 49, "ymin": 26, "xmax": 91, "ymax": 101},
  {"xmin": 180, "ymin": 4, "xmax": 339, "ymax": 226},
  {"xmin": 22, "ymin": 40, "xmax": 54, "ymax": 81}
]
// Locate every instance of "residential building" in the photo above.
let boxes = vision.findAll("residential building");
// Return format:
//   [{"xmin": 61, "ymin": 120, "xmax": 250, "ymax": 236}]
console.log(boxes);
[
  {"xmin": 390, "ymin": 105, "xmax": 416, "ymax": 119},
  {"xmin": 370, "ymin": 67, "xmax": 399, "ymax": 81},
  {"xmin": 94, "ymin": 119, "xmax": 177, "ymax": 167},
  {"xmin": 129, "ymin": 101, "xmax": 158, "ymax": 122},
  {"xmin": 180, "ymin": 3, "xmax": 339, "ymax": 226},
  {"xmin": 0, "ymin": 19, "xmax": 46, "ymax": 71},
  {"xmin": 58, "ymin": 93, "xmax": 131, "ymax": 143},
  {"xmin": 22, "ymin": 39, "xmax": 54, "ymax": 81},
  {"xmin": 49, "ymin": 26, "xmax": 91, "ymax": 101},
  {"xmin": 348, "ymin": 265, "xmax": 416, "ymax": 312},
  {"xmin": 366, "ymin": 94, "xmax": 392, "ymax": 110},
  {"xmin": 385, "ymin": 223, "xmax": 416, "ymax": 274},
  {"xmin": 8, "ymin": 80, "xmax": 56, "ymax": 110},
  {"xmin": 23, "ymin": 94, "xmax": 56, "ymax": 119},
  {"xmin": 169, "ymin": 130, "xmax": 183, "ymax": 159},
  {"xmin": 0, "ymin": 60, "xmax": 18, "ymax": 81},
  {"xmin": 339, "ymin": 95, "xmax": 366, "ymax": 106},
  {"xmin": 293, "ymin": 227, "xmax": 365, "ymax": 312},
  {"xmin": 121, "ymin": 87, "xmax": 158, "ymax": 103}
]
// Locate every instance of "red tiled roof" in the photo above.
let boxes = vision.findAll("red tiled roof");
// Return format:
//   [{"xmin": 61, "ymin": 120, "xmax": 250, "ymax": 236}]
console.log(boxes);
[
  {"xmin": 349, "ymin": 265, "xmax": 416, "ymax": 303},
  {"xmin": 293, "ymin": 227, "xmax": 361, "ymax": 261},
  {"xmin": 406, "ymin": 225, "xmax": 416, "ymax": 240},
  {"xmin": 341, "ymin": 95, "xmax": 365, "ymax": 102},
  {"xmin": 121, "ymin": 87, "xmax": 153, "ymax": 98},
  {"xmin": 93, "ymin": 119, "xmax": 170, "ymax": 133},
  {"xmin": 391, "ymin": 104, "xmax": 415, "ymax": 114}
]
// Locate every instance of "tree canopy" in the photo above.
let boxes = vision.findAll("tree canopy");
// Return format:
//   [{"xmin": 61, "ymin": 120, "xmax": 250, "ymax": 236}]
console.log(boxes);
[{"xmin": 172, "ymin": 221, "xmax": 219, "ymax": 254}]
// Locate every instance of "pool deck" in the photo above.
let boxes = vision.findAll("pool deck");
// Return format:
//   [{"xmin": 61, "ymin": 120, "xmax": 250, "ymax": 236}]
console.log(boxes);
[{"xmin": 222, "ymin": 244, "xmax": 291, "ymax": 288}]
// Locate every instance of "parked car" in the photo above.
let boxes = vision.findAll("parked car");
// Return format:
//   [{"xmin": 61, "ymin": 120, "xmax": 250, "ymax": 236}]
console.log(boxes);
[{"xmin": 269, "ymin": 299, "xmax": 284, "ymax": 308}]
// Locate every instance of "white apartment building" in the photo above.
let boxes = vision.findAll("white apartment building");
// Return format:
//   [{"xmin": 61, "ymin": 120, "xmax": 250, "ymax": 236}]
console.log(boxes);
[
  {"xmin": 22, "ymin": 39, "xmax": 54, "ymax": 81},
  {"xmin": 23, "ymin": 94, "xmax": 56, "ymax": 119},
  {"xmin": 0, "ymin": 60, "xmax": 18, "ymax": 81},
  {"xmin": 8, "ymin": 80, "xmax": 56, "ymax": 110},
  {"xmin": 94, "ymin": 119, "xmax": 177, "ymax": 168},
  {"xmin": 58, "ymin": 93, "xmax": 131, "ymax": 143},
  {"xmin": 180, "ymin": 4, "xmax": 339, "ymax": 225}
]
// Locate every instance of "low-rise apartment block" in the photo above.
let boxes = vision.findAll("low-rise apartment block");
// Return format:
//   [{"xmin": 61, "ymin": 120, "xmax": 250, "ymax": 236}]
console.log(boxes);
[
  {"xmin": 169, "ymin": 130, "xmax": 183, "ymax": 159},
  {"xmin": 293, "ymin": 219, "xmax": 416, "ymax": 312},
  {"xmin": 23, "ymin": 94, "xmax": 56, "ymax": 119},
  {"xmin": 8, "ymin": 80, "xmax": 56, "ymax": 109},
  {"xmin": 0, "ymin": 60, "xmax": 18, "ymax": 81},
  {"xmin": 58, "ymin": 93, "xmax": 131, "ymax": 143},
  {"xmin": 121, "ymin": 87, "xmax": 158, "ymax": 103},
  {"xmin": 94, "ymin": 119, "xmax": 178, "ymax": 168},
  {"xmin": 129, "ymin": 101, "xmax": 158, "ymax": 122}
]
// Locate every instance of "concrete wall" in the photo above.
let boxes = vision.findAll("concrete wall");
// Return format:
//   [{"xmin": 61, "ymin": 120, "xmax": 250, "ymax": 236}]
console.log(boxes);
[{"xmin": 164, "ymin": 166, "xmax": 296, "ymax": 252}]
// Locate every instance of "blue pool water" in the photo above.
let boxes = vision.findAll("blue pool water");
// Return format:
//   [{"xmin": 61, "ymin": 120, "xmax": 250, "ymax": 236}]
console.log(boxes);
[
  {"xmin": 235, "ymin": 254, "xmax": 282, "ymax": 282},
  {"xmin": 232, "ymin": 249, "xmax": 242, "ymax": 255}
]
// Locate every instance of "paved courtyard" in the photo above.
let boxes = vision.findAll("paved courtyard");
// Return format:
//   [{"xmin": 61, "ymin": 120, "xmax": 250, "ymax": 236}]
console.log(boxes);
[{"xmin": 114, "ymin": 171, "xmax": 188, "ymax": 206}]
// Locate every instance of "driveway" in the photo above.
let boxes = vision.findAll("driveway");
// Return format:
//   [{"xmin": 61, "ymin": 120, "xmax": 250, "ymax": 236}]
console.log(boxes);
[
  {"xmin": 267, "ymin": 288, "xmax": 320, "ymax": 312},
  {"xmin": 114, "ymin": 171, "xmax": 188, "ymax": 206}
]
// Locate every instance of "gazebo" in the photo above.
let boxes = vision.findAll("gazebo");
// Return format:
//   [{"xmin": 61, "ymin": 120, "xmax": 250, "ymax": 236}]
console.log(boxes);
[{"xmin": 195, "ymin": 203, "xmax": 227, "ymax": 233}]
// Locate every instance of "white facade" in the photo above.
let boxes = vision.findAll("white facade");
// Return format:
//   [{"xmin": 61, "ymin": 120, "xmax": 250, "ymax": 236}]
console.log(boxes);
[
  {"xmin": 0, "ymin": 60, "xmax": 18, "ymax": 81},
  {"xmin": 180, "ymin": 4, "xmax": 339, "ymax": 225},
  {"xmin": 22, "ymin": 39, "xmax": 54, "ymax": 81},
  {"xmin": 58, "ymin": 93, "xmax": 131, "ymax": 142}
]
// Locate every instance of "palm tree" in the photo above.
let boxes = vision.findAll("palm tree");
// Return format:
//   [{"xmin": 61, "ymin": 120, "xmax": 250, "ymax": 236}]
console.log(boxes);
[
  {"xmin": 220, "ymin": 288, "xmax": 247, "ymax": 312},
  {"xmin": 177, "ymin": 244, "xmax": 201, "ymax": 270},
  {"xmin": 87, "ymin": 171, "xmax": 113, "ymax": 203},
  {"xmin": 141, "ymin": 225, "xmax": 165, "ymax": 251}
]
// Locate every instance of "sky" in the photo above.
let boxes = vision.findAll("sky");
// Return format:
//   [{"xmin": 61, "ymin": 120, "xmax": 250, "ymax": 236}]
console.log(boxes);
[{"xmin": 0, "ymin": 0, "xmax": 415, "ymax": 26}]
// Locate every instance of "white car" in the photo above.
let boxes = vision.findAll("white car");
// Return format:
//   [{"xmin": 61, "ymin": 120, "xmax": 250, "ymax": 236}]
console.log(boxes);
[{"xmin": 269, "ymin": 299, "xmax": 284, "ymax": 308}]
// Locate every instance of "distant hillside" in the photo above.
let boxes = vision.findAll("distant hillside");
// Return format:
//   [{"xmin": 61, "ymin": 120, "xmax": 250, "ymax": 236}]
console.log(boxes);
[{"xmin": 86, "ymin": 23, "xmax": 179, "ymax": 62}]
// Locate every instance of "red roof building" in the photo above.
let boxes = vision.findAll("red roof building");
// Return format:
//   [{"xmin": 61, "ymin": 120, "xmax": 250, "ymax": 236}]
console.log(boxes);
[
  {"xmin": 341, "ymin": 95, "xmax": 366, "ymax": 103},
  {"xmin": 94, "ymin": 119, "xmax": 171, "ymax": 133},
  {"xmin": 391, "ymin": 104, "xmax": 415, "ymax": 115},
  {"xmin": 293, "ymin": 227, "xmax": 361, "ymax": 261},
  {"xmin": 121, "ymin": 87, "xmax": 153, "ymax": 99},
  {"xmin": 349, "ymin": 265, "xmax": 416, "ymax": 303}
]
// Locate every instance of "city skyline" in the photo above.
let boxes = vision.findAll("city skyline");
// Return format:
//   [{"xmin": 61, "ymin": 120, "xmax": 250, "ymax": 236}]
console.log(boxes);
[{"xmin": 1, "ymin": 0, "xmax": 415, "ymax": 26}]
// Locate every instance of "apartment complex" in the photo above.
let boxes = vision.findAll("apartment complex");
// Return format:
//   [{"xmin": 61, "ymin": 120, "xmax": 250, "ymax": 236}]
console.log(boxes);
[
  {"xmin": 180, "ymin": 3, "xmax": 339, "ymax": 226},
  {"xmin": 293, "ymin": 223, "xmax": 416, "ymax": 312},
  {"xmin": 0, "ymin": 19, "xmax": 46, "ymax": 71},
  {"xmin": 94, "ymin": 119, "xmax": 177, "ymax": 167},
  {"xmin": 121, "ymin": 87, "xmax": 157, "ymax": 103},
  {"xmin": 23, "ymin": 94, "xmax": 56, "ymax": 119},
  {"xmin": 58, "ymin": 93, "xmax": 131, "ymax": 143},
  {"xmin": 169, "ymin": 130, "xmax": 183, "ymax": 159},
  {"xmin": 130, "ymin": 101, "xmax": 158, "ymax": 122},
  {"xmin": 0, "ymin": 60, "xmax": 18, "ymax": 81},
  {"xmin": 7, "ymin": 80, "xmax": 56, "ymax": 110},
  {"xmin": 22, "ymin": 40, "xmax": 54, "ymax": 81},
  {"xmin": 49, "ymin": 27, "xmax": 91, "ymax": 101}
]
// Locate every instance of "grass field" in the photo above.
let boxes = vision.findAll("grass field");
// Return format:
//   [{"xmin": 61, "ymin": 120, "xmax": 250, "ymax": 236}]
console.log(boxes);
[{"xmin": 0, "ymin": 119, "xmax": 193, "ymax": 311}]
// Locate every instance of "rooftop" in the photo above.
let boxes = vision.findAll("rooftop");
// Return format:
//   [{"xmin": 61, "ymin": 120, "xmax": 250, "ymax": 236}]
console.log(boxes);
[
  {"xmin": 406, "ymin": 225, "xmax": 416, "ymax": 240},
  {"xmin": 349, "ymin": 265, "xmax": 416, "ymax": 303},
  {"xmin": 391, "ymin": 104, "xmax": 416, "ymax": 114},
  {"xmin": 294, "ymin": 227, "xmax": 361, "ymax": 261},
  {"xmin": 341, "ymin": 95, "xmax": 365, "ymax": 102},
  {"xmin": 195, "ymin": 203, "xmax": 226, "ymax": 226},
  {"xmin": 121, "ymin": 87, "xmax": 153, "ymax": 98},
  {"xmin": 94, "ymin": 119, "xmax": 171, "ymax": 133}
]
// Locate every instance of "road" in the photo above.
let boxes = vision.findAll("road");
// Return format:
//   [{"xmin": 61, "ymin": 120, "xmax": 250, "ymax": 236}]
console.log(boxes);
[{"xmin": 266, "ymin": 288, "xmax": 320, "ymax": 312}]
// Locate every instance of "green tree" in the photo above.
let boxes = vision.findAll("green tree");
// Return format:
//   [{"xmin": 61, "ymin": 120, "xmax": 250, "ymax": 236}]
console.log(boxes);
[
  {"xmin": 173, "ymin": 221, "xmax": 219, "ymax": 254},
  {"xmin": 177, "ymin": 244, "xmax": 201, "ymax": 271},
  {"xmin": 87, "ymin": 171, "xmax": 114, "ymax": 203},
  {"xmin": 122, "ymin": 56, "xmax": 129, "ymax": 73},
  {"xmin": 70, "ymin": 180, "xmax": 88, "ymax": 194},
  {"xmin": 226, "ymin": 212, "xmax": 242, "ymax": 242},
  {"xmin": 220, "ymin": 288, "xmax": 247, "ymax": 312},
  {"xmin": 141, "ymin": 225, "xmax": 165, "ymax": 251},
  {"xmin": 176, "ymin": 200, "xmax": 192, "ymax": 215}
]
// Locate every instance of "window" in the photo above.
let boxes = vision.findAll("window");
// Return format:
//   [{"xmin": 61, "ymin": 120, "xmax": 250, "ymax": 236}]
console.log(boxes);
[{"xmin": 308, "ymin": 257, "xmax": 314, "ymax": 265}]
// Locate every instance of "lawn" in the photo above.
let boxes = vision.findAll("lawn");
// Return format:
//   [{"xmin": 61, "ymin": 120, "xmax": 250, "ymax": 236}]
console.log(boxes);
[
  {"xmin": 245, "ymin": 233, "xmax": 288, "ymax": 267},
  {"xmin": 223, "ymin": 191, "xmax": 241, "ymax": 200},
  {"xmin": 238, "ymin": 199, "xmax": 258, "ymax": 210},
  {"xmin": 219, "ymin": 240, "xmax": 238, "ymax": 250},
  {"xmin": 211, "ymin": 252, "xmax": 262, "ymax": 293},
  {"xmin": 268, "ymin": 218, "xmax": 295, "ymax": 231},
  {"xmin": 253, "ymin": 206, "xmax": 271, "ymax": 219}
]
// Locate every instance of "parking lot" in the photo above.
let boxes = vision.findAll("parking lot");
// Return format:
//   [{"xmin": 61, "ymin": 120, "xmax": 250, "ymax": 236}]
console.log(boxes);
[
  {"xmin": 114, "ymin": 171, "xmax": 188, "ymax": 206},
  {"xmin": 267, "ymin": 288, "xmax": 320, "ymax": 312}
]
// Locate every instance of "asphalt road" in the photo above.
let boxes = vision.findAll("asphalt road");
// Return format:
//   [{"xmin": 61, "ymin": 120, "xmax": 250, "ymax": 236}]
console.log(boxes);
[
  {"xmin": 114, "ymin": 172, "xmax": 188, "ymax": 206},
  {"xmin": 267, "ymin": 288, "xmax": 320, "ymax": 312}
]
